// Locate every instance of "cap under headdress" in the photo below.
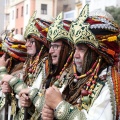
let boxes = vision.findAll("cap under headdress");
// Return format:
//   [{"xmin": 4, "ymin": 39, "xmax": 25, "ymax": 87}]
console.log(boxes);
[
  {"xmin": 1, "ymin": 30, "xmax": 27, "ymax": 61},
  {"xmin": 69, "ymin": 4, "xmax": 120, "ymax": 65},
  {"xmin": 34, "ymin": 17, "xmax": 52, "ymax": 48}
]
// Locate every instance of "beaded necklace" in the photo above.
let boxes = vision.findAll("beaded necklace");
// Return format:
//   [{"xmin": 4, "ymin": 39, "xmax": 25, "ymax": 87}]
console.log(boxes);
[
  {"xmin": 71, "ymin": 56, "xmax": 102, "ymax": 105},
  {"xmin": 7, "ymin": 57, "xmax": 12, "ymax": 73},
  {"xmin": 26, "ymin": 45, "xmax": 44, "ymax": 85},
  {"xmin": 73, "ymin": 56, "xmax": 101, "ymax": 82},
  {"xmin": 53, "ymin": 51, "xmax": 74, "ymax": 88}
]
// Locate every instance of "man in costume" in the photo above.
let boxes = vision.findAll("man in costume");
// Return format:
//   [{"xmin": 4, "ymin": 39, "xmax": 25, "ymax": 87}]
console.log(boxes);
[
  {"xmin": 0, "ymin": 30, "xmax": 27, "ymax": 120},
  {"xmin": 18, "ymin": 13, "xmax": 74, "ymax": 120},
  {"xmin": 1, "ymin": 12, "xmax": 51, "ymax": 120},
  {"xmin": 42, "ymin": 5, "xmax": 120, "ymax": 120}
]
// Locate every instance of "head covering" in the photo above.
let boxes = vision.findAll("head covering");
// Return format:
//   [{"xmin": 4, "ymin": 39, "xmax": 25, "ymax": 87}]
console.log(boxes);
[
  {"xmin": 69, "ymin": 4, "xmax": 120, "ymax": 65},
  {"xmin": 24, "ymin": 12, "xmax": 40, "ymax": 40},
  {"xmin": 34, "ymin": 17, "xmax": 52, "ymax": 48},
  {"xmin": 24, "ymin": 11, "xmax": 52, "ymax": 49},
  {"xmin": 47, "ymin": 12, "xmax": 72, "ymax": 45},
  {"xmin": 1, "ymin": 30, "xmax": 27, "ymax": 62}
]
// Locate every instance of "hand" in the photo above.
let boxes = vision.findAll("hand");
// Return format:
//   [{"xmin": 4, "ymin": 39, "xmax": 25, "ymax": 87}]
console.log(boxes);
[
  {"xmin": 1, "ymin": 74, "xmax": 13, "ymax": 83},
  {"xmin": 45, "ymin": 85, "xmax": 63, "ymax": 109},
  {"xmin": 19, "ymin": 88, "xmax": 30, "ymax": 99},
  {"xmin": 19, "ymin": 93, "xmax": 31, "ymax": 107},
  {"xmin": 42, "ymin": 104, "xmax": 54, "ymax": 120},
  {"xmin": 1, "ymin": 82, "xmax": 12, "ymax": 93},
  {"xmin": 0, "ymin": 53, "xmax": 10, "ymax": 67}
]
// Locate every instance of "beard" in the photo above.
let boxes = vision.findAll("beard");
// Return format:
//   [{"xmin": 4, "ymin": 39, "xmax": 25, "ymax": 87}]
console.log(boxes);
[
  {"xmin": 76, "ymin": 65, "xmax": 82, "ymax": 73},
  {"xmin": 74, "ymin": 58, "xmax": 82, "ymax": 73}
]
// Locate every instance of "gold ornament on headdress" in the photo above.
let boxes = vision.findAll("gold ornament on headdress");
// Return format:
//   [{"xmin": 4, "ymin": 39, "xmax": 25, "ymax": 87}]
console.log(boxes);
[
  {"xmin": 69, "ymin": 4, "xmax": 98, "ymax": 48},
  {"xmin": 47, "ymin": 12, "xmax": 70, "ymax": 42},
  {"xmin": 24, "ymin": 11, "xmax": 40, "ymax": 39}
]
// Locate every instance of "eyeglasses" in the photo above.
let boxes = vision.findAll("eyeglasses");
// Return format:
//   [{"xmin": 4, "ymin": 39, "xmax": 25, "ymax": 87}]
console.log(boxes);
[
  {"xmin": 49, "ymin": 44, "xmax": 62, "ymax": 50},
  {"xmin": 26, "ymin": 39, "xmax": 35, "ymax": 45}
]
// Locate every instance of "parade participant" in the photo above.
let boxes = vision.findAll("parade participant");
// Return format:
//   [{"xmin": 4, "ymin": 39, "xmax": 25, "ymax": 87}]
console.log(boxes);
[
  {"xmin": 18, "ymin": 13, "xmax": 74, "ymax": 119},
  {"xmin": 0, "ymin": 30, "xmax": 27, "ymax": 120},
  {"xmin": 1, "ymin": 12, "xmax": 52, "ymax": 120},
  {"xmin": 43, "ymin": 5, "xmax": 120, "ymax": 120},
  {"xmin": 0, "ymin": 37, "xmax": 4, "ymax": 56}
]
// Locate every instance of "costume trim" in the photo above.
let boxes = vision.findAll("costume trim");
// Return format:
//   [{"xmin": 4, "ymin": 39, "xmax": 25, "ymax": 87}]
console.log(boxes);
[
  {"xmin": 54, "ymin": 100, "xmax": 86, "ymax": 120},
  {"xmin": 107, "ymin": 66, "xmax": 116, "ymax": 120},
  {"xmin": 29, "ymin": 88, "xmax": 39, "ymax": 102},
  {"xmin": 33, "ymin": 94, "xmax": 45, "ymax": 112}
]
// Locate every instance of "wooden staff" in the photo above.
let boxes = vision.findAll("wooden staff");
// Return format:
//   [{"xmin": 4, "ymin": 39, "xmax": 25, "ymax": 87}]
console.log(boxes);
[
  {"xmin": 24, "ymin": 107, "xmax": 28, "ymax": 120},
  {"xmin": 5, "ymin": 93, "xmax": 9, "ymax": 120}
]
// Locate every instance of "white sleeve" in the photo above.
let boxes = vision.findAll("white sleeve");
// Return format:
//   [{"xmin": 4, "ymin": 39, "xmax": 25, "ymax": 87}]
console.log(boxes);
[
  {"xmin": 30, "ymin": 71, "xmax": 43, "ymax": 90},
  {"xmin": 82, "ymin": 83, "xmax": 113, "ymax": 120}
]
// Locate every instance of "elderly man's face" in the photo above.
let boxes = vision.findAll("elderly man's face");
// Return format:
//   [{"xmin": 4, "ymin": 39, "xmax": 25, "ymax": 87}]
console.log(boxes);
[
  {"xmin": 49, "ymin": 40, "xmax": 62, "ymax": 65},
  {"xmin": 74, "ymin": 44, "xmax": 88, "ymax": 73},
  {"xmin": 25, "ymin": 37, "xmax": 36, "ymax": 56}
]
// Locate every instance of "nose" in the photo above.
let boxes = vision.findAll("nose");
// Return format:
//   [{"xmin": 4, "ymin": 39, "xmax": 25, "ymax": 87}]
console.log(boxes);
[
  {"xmin": 25, "ymin": 42, "xmax": 28, "ymax": 47},
  {"xmin": 49, "ymin": 47, "xmax": 54, "ymax": 54},
  {"xmin": 74, "ymin": 49, "xmax": 80, "ymax": 58},
  {"xmin": 25, "ymin": 41, "xmax": 31, "ymax": 47}
]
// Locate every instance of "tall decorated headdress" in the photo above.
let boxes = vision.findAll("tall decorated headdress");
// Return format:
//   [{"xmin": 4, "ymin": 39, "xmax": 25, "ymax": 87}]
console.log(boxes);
[
  {"xmin": 69, "ymin": 4, "xmax": 120, "ymax": 65},
  {"xmin": 24, "ymin": 11, "xmax": 52, "ymax": 48},
  {"xmin": 47, "ymin": 12, "xmax": 72, "ymax": 45},
  {"xmin": 1, "ymin": 29, "xmax": 27, "ymax": 62},
  {"xmin": 24, "ymin": 11, "xmax": 40, "ymax": 39}
]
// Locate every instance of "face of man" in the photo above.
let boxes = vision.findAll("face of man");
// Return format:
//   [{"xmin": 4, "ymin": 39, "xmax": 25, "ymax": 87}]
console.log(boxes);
[
  {"xmin": 25, "ymin": 37, "xmax": 36, "ymax": 56},
  {"xmin": 74, "ymin": 44, "xmax": 88, "ymax": 73},
  {"xmin": 49, "ymin": 40, "xmax": 62, "ymax": 65}
]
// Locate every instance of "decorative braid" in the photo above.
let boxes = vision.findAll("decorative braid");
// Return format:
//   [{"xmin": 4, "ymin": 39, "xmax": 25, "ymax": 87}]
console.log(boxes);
[{"xmin": 111, "ymin": 66, "xmax": 120, "ymax": 119}]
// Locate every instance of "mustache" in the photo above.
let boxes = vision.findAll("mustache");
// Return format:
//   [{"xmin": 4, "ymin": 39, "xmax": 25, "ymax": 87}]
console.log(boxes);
[{"xmin": 74, "ymin": 58, "xmax": 82, "ymax": 63}]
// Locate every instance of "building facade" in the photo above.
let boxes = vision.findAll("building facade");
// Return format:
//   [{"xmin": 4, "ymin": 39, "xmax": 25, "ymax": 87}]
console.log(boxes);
[
  {"xmin": 75, "ymin": 0, "xmax": 120, "ymax": 18},
  {"xmin": 57, "ymin": 0, "xmax": 75, "ymax": 20},
  {"xmin": 0, "ymin": 0, "xmax": 5, "ymax": 33},
  {"xmin": 4, "ymin": 0, "xmax": 57, "ymax": 34},
  {"xmin": 4, "ymin": 0, "xmax": 120, "ymax": 34}
]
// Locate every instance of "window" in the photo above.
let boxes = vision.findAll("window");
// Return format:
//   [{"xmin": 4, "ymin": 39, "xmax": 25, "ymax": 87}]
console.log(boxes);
[
  {"xmin": 12, "ymin": 10, "xmax": 14, "ymax": 19},
  {"xmin": 16, "ymin": 29, "xmax": 18, "ymax": 34},
  {"xmin": 41, "ymin": 4, "xmax": 47, "ymax": 14},
  {"xmin": 6, "ymin": 0, "xmax": 10, "ymax": 6},
  {"xmin": 21, "ymin": 6, "xmax": 23, "ymax": 16},
  {"xmin": 6, "ymin": 14, "xmax": 9, "ymax": 21},
  {"xmin": 86, "ymin": 0, "xmax": 91, "ymax": 4},
  {"xmin": 63, "ymin": 5, "xmax": 68, "ymax": 11},
  {"xmin": 26, "ymin": 4, "xmax": 28, "ymax": 14},
  {"xmin": 21, "ymin": 28, "xmax": 23, "ymax": 35},
  {"xmin": 16, "ymin": 8, "xmax": 18, "ymax": 18},
  {"xmin": 64, "ymin": 10, "xmax": 75, "ymax": 20}
]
